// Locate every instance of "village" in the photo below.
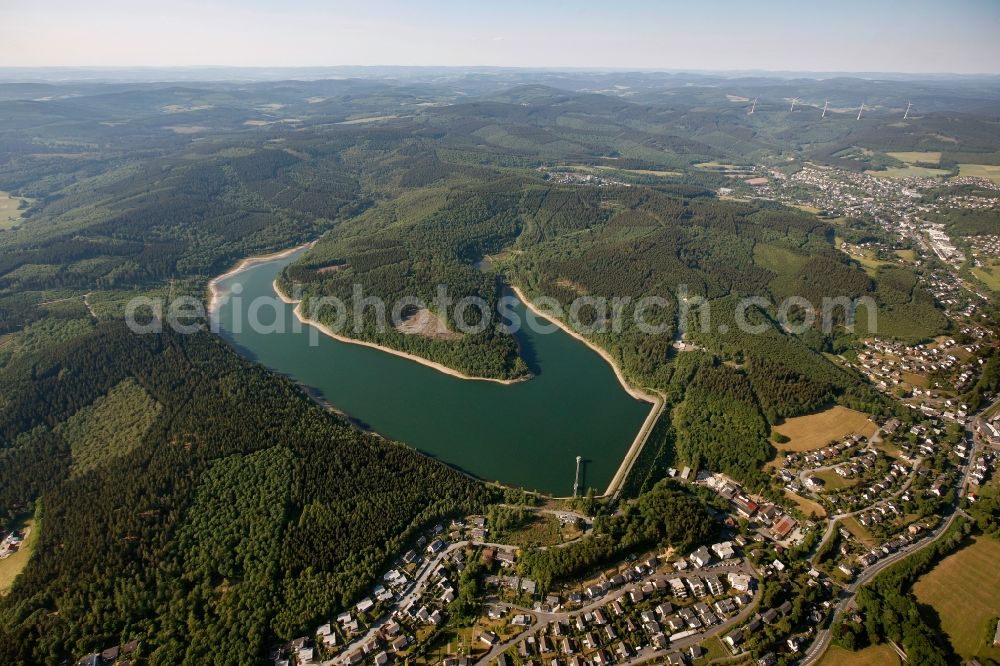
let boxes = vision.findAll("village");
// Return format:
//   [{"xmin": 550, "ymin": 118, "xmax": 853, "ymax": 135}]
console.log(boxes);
[
  {"xmin": 257, "ymin": 383, "xmax": 1000, "ymax": 666},
  {"xmin": 268, "ymin": 511, "xmax": 768, "ymax": 666},
  {"xmin": 851, "ymin": 333, "xmax": 989, "ymax": 413}
]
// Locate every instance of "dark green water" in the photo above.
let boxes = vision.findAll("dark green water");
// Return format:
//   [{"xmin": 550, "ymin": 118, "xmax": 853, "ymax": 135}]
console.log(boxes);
[{"xmin": 212, "ymin": 251, "xmax": 650, "ymax": 495}]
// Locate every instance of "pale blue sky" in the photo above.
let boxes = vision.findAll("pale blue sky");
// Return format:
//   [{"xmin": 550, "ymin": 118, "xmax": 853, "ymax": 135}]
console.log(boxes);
[{"xmin": 3, "ymin": 0, "xmax": 999, "ymax": 73}]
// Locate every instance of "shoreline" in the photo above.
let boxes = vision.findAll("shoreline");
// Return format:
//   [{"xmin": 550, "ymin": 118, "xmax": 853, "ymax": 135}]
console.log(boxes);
[
  {"xmin": 207, "ymin": 245, "xmax": 663, "ymax": 497},
  {"xmin": 206, "ymin": 241, "xmax": 315, "ymax": 314},
  {"xmin": 509, "ymin": 286, "xmax": 665, "ymax": 497},
  {"xmin": 273, "ymin": 279, "xmax": 530, "ymax": 386}
]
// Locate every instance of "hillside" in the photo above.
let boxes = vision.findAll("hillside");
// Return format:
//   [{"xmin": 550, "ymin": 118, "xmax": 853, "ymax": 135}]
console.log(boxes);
[{"xmin": 0, "ymin": 325, "xmax": 491, "ymax": 663}]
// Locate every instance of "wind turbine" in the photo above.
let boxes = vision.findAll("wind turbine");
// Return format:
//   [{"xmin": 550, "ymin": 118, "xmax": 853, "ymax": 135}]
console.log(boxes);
[
  {"xmin": 822, "ymin": 99, "xmax": 829, "ymax": 118},
  {"xmin": 857, "ymin": 102, "xmax": 865, "ymax": 121},
  {"xmin": 749, "ymin": 97, "xmax": 758, "ymax": 114},
  {"xmin": 903, "ymin": 101, "xmax": 912, "ymax": 119},
  {"xmin": 789, "ymin": 97, "xmax": 799, "ymax": 112}
]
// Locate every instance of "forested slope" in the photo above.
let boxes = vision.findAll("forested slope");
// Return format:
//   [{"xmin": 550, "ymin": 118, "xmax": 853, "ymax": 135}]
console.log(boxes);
[{"xmin": 0, "ymin": 324, "xmax": 491, "ymax": 664}]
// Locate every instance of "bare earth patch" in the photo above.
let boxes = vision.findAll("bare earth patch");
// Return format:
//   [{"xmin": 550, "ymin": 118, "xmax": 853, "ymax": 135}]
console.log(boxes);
[
  {"xmin": 555, "ymin": 278, "xmax": 589, "ymax": 295},
  {"xmin": 317, "ymin": 263, "xmax": 350, "ymax": 274},
  {"xmin": 395, "ymin": 307, "xmax": 462, "ymax": 341},
  {"xmin": 165, "ymin": 125, "xmax": 209, "ymax": 134}
]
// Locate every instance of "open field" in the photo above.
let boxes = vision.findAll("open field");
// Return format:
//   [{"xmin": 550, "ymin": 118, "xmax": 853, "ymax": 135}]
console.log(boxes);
[
  {"xmin": 791, "ymin": 203, "xmax": 821, "ymax": 214},
  {"xmin": 813, "ymin": 468, "xmax": 860, "ymax": 491},
  {"xmin": 772, "ymin": 406, "xmax": 877, "ymax": 453},
  {"xmin": 554, "ymin": 164, "xmax": 682, "ymax": 178},
  {"xmin": 784, "ymin": 490, "xmax": 827, "ymax": 518},
  {"xmin": 894, "ymin": 248, "xmax": 916, "ymax": 263},
  {"xmin": 0, "ymin": 191, "xmax": 28, "ymax": 230},
  {"xmin": 855, "ymin": 254, "xmax": 893, "ymax": 277},
  {"xmin": 692, "ymin": 636, "xmax": 729, "ymax": 663},
  {"xmin": 902, "ymin": 371, "xmax": 929, "ymax": 388},
  {"xmin": 505, "ymin": 513, "xmax": 564, "ymax": 547},
  {"xmin": 971, "ymin": 260, "xmax": 1000, "ymax": 292},
  {"xmin": 836, "ymin": 240, "xmax": 895, "ymax": 276},
  {"xmin": 913, "ymin": 536, "xmax": 1000, "ymax": 662},
  {"xmin": 867, "ymin": 165, "xmax": 950, "ymax": 179},
  {"xmin": 841, "ymin": 515, "xmax": 877, "ymax": 549},
  {"xmin": 416, "ymin": 623, "xmax": 493, "ymax": 665},
  {"xmin": 957, "ymin": 163, "xmax": 1000, "ymax": 186},
  {"xmin": 592, "ymin": 165, "xmax": 682, "ymax": 177},
  {"xmin": 818, "ymin": 643, "xmax": 901, "ymax": 666},
  {"xmin": 887, "ymin": 151, "xmax": 942, "ymax": 165},
  {"xmin": 872, "ymin": 438, "xmax": 904, "ymax": 459},
  {"xmin": 337, "ymin": 114, "xmax": 400, "ymax": 125},
  {"xmin": 0, "ymin": 518, "xmax": 37, "ymax": 595}
]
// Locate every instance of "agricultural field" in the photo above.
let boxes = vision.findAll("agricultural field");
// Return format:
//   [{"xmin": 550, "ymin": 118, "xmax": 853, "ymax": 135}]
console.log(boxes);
[
  {"xmin": 0, "ymin": 191, "xmax": 28, "ymax": 229},
  {"xmin": 818, "ymin": 643, "xmax": 901, "ymax": 666},
  {"xmin": 957, "ymin": 163, "xmax": 1000, "ymax": 186},
  {"xmin": 0, "ymin": 518, "xmax": 37, "ymax": 595},
  {"xmin": 912, "ymin": 536, "xmax": 1000, "ymax": 663},
  {"xmin": 772, "ymin": 406, "xmax": 878, "ymax": 453},
  {"xmin": 591, "ymin": 165, "xmax": 681, "ymax": 177},
  {"xmin": 867, "ymin": 165, "xmax": 950, "ymax": 179},
  {"xmin": 887, "ymin": 151, "xmax": 942, "ymax": 165}
]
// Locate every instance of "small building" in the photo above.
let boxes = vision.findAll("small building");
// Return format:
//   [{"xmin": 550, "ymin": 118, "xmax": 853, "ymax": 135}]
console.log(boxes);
[
  {"xmin": 772, "ymin": 515, "xmax": 797, "ymax": 539},
  {"xmin": 711, "ymin": 541, "xmax": 736, "ymax": 560},
  {"xmin": 704, "ymin": 574, "xmax": 724, "ymax": 596},
  {"xmin": 689, "ymin": 546, "xmax": 713, "ymax": 568},
  {"xmin": 728, "ymin": 572, "xmax": 752, "ymax": 592}
]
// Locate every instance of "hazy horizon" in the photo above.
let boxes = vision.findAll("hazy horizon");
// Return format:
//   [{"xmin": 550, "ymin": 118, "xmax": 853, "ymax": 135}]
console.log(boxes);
[{"xmin": 3, "ymin": 0, "xmax": 999, "ymax": 75}]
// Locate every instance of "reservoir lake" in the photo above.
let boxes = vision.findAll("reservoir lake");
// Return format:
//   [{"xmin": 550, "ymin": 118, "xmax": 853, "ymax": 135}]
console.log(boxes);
[{"xmin": 212, "ymin": 250, "xmax": 651, "ymax": 495}]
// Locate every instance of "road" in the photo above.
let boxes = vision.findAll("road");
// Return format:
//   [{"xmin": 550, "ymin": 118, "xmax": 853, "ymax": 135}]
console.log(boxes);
[
  {"xmin": 806, "ymin": 453, "xmax": 924, "ymax": 567},
  {"xmin": 327, "ymin": 509, "xmax": 595, "ymax": 664},
  {"xmin": 798, "ymin": 399, "xmax": 992, "ymax": 665},
  {"xmin": 326, "ymin": 539, "xmax": 509, "ymax": 665}
]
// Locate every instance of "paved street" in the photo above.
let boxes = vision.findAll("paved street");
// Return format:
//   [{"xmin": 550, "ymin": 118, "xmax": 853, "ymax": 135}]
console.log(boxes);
[{"xmin": 798, "ymin": 398, "xmax": 992, "ymax": 665}]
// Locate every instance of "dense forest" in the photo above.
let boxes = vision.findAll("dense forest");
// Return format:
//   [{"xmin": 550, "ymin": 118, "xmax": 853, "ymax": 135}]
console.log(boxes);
[
  {"xmin": 517, "ymin": 480, "xmax": 717, "ymax": 593},
  {"xmin": 0, "ymin": 325, "xmax": 492, "ymax": 664},
  {"xmin": 272, "ymin": 170, "xmax": 918, "ymax": 488}
]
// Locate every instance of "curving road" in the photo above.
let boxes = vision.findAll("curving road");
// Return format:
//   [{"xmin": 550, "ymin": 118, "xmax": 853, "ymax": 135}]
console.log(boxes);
[
  {"xmin": 475, "ymin": 561, "xmax": 760, "ymax": 666},
  {"xmin": 798, "ymin": 400, "xmax": 991, "ymax": 665}
]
